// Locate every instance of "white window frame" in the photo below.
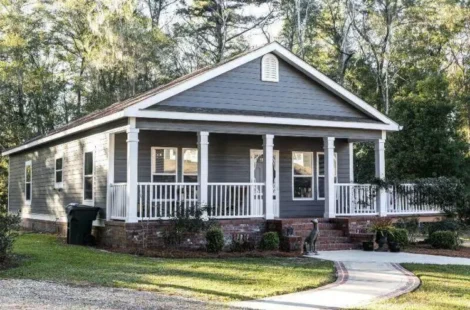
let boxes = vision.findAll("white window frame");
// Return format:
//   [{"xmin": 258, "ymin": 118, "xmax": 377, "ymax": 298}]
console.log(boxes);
[
  {"xmin": 316, "ymin": 152, "xmax": 338, "ymax": 200},
  {"xmin": 25, "ymin": 160, "xmax": 32, "ymax": 206},
  {"xmin": 54, "ymin": 155, "xmax": 64, "ymax": 189},
  {"xmin": 151, "ymin": 147, "xmax": 178, "ymax": 182},
  {"xmin": 182, "ymin": 148, "xmax": 198, "ymax": 183},
  {"xmin": 292, "ymin": 151, "xmax": 314, "ymax": 201},
  {"xmin": 261, "ymin": 53, "xmax": 279, "ymax": 82},
  {"xmin": 83, "ymin": 149, "xmax": 94, "ymax": 206}
]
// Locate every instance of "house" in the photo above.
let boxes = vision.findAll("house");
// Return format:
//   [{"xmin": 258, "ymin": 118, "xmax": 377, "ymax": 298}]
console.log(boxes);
[{"xmin": 2, "ymin": 42, "xmax": 439, "ymax": 249}]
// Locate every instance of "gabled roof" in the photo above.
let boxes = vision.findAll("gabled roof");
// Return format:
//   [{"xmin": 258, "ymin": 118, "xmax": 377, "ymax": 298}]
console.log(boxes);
[{"xmin": 2, "ymin": 42, "xmax": 400, "ymax": 156}]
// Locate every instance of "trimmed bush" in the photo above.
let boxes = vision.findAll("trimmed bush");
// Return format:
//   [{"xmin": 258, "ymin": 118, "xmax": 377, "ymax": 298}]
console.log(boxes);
[
  {"xmin": 259, "ymin": 232, "xmax": 280, "ymax": 251},
  {"xmin": 0, "ymin": 209, "xmax": 21, "ymax": 262},
  {"xmin": 387, "ymin": 228, "xmax": 409, "ymax": 248},
  {"xmin": 206, "ymin": 228, "xmax": 224, "ymax": 253},
  {"xmin": 429, "ymin": 231, "xmax": 460, "ymax": 249},
  {"xmin": 427, "ymin": 219, "xmax": 461, "ymax": 237}
]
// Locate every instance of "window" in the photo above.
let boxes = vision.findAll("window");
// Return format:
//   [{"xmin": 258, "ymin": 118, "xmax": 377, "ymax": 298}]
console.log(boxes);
[
  {"xmin": 83, "ymin": 151, "xmax": 94, "ymax": 203},
  {"xmin": 25, "ymin": 161, "xmax": 32, "ymax": 205},
  {"xmin": 292, "ymin": 152, "xmax": 314, "ymax": 200},
  {"xmin": 183, "ymin": 148, "xmax": 198, "ymax": 183},
  {"xmin": 151, "ymin": 147, "xmax": 177, "ymax": 182},
  {"xmin": 55, "ymin": 157, "xmax": 63, "ymax": 189},
  {"xmin": 261, "ymin": 53, "xmax": 279, "ymax": 82},
  {"xmin": 317, "ymin": 152, "xmax": 338, "ymax": 200}
]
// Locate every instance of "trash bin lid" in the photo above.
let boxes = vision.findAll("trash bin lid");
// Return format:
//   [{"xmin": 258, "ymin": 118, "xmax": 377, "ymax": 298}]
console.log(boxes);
[{"xmin": 66, "ymin": 203, "xmax": 100, "ymax": 215}]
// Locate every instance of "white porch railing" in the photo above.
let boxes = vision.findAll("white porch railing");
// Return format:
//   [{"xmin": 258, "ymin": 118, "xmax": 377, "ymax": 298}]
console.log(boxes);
[
  {"xmin": 387, "ymin": 184, "xmax": 441, "ymax": 215},
  {"xmin": 109, "ymin": 183, "xmax": 128, "ymax": 220},
  {"xmin": 137, "ymin": 183, "xmax": 199, "ymax": 220},
  {"xmin": 208, "ymin": 183, "xmax": 265, "ymax": 218},
  {"xmin": 335, "ymin": 184, "xmax": 378, "ymax": 215}
]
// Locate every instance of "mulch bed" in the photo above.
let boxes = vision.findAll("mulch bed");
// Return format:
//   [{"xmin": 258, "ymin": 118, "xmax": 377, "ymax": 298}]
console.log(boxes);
[
  {"xmin": 97, "ymin": 246, "xmax": 303, "ymax": 259},
  {"xmin": 404, "ymin": 244, "xmax": 470, "ymax": 259}
]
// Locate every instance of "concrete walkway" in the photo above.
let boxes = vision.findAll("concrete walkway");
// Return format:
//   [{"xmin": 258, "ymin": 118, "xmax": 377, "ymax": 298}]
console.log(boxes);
[
  {"xmin": 232, "ymin": 261, "xmax": 419, "ymax": 310},
  {"xmin": 311, "ymin": 250, "xmax": 470, "ymax": 265}
]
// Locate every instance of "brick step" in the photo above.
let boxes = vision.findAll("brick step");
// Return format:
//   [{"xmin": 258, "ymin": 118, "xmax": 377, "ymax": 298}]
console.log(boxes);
[
  {"xmin": 277, "ymin": 218, "xmax": 331, "ymax": 224},
  {"xmin": 294, "ymin": 229, "xmax": 344, "ymax": 237},
  {"xmin": 287, "ymin": 223, "xmax": 338, "ymax": 230},
  {"xmin": 317, "ymin": 236, "xmax": 350, "ymax": 243},
  {"xmin": 316, "ymin": 243, "xmax": 354, "ymax": 251}
]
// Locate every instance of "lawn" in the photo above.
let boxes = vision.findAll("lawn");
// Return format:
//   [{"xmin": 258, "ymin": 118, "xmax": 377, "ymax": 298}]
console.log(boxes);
[
  {"xmin": 1, "ymin": 234, "xmax": 334, "ymax": 302},
  {"xmin": 359, "ymin": 264, "xmax": 470, "ymax": 310}
]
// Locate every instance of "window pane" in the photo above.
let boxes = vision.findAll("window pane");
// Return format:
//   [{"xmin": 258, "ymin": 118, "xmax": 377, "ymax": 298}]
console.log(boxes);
[
  {"xmin": 26, "ymin": 165, "xmax": 32, "ymax": 182},
  {"xmin": 318, "ymin": 176, "xmax": 325, "ymax": 198},
  {"xmin": 293, "ymin": 152, "xmax": 312, "ymax": 176},
  {"xmin": 56, "ymin": 158, "xmax": 63, "ymax": 170},
  {"xmin": 84, "ymin": 152, "xmax": 93, "ymax": 175},
  {"xmin": 183, "ymin": 175, "xmax": 198, "ymax": 183},
  {"xmin": 318, "ymin": 154, "xmax": 325, "ymax": 176},
  {"xmin": 154, "ymin": 148, "xmax": 176, "ymax": 174},
  {"xmin": 84, "ymin": 176, "xmax": 93, "ymax": 200},
  {"xmin": 293, "ymin": 177, "xmax": 312, "ymax": 198},
  {"xmin": 183, "ymin": 149, "xmax": 198, "ymax": 175},
  {"xmin": 153, "ymin": 175, "xmax": 176, "ymax": 183},
  {"xmin": 26, "ymin": 183, "xmax": 31, "ymax": 200},
  {"xmin": 56, "ymin": 171, "xmax": 63, "ymax": 183}
]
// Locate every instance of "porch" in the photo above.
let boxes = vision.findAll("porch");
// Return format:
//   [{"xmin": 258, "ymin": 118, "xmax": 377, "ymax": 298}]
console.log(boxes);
[{"xmin": 105, "ymin": 126, "xmax": 441, "ymax": 222}]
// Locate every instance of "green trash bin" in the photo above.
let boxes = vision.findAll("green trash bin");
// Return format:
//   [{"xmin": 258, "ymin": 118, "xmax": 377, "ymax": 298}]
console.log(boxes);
[{"xmin": 66, "ymin": 203, "xmax": 100, "ymax": 245}]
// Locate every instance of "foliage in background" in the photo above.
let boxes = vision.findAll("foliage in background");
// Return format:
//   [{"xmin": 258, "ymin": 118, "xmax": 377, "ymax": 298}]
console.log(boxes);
[
  {"xmin": 0, "ymin": 206, "xmax": 20, "ymax": 262},
  {"xmin": 387, "ymin": 228, "xmax": 409, "ymax": 248},
  {"xmin": 394, "ymin": 217, "xmax": 419, "ymax": 243}
]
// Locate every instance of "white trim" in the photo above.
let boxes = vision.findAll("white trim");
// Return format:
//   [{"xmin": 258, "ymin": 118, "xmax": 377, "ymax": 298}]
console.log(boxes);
[
  {"xmin": 130, "ymin": 110, "xmax": 399, "ymax": 131},
  {"xmin": 316, "ymin": 152, "xmax": 338, "ymax": 200},
  {"xmin": 261, "ymin": 53, "xmax": 279, "ymax": 82},
  {"xmin": 2, "ymin": 111, "xmax": 125, "ymax": 156},
  {"xmin": 54, "ymin": 154, "xmax": 64, "ymax": 189},
  {"xmin": 182, "ymin": 148, "xmax": 198, "ymax": 182},
  {"xmin": 106, "ymin": 133, "xmax": 115, "ymax": 221},
  {"xmin": 83, "ymin": 149, "xmax": 95, "ymax": 206},
  {"xmin": 150, "ymin": 147, "xmax": 178, "ymax": 182},
  {"xmin": 349, "ymin": 143, "xmax": 354, "ymax": 183},
  {"xmin": 126, "ymin": 42, "xmax": 399, "ymax": 129},
  {"xmin": 250, "ymin": 149, "xmax": 280, "ymax": 215},
  {"xmin": 24, "ymin": 160, "xmax": 32, "ymax": 206},
  {"xmin": 292, "ymin": 151, "xmax": 314, "ymax": 201}
]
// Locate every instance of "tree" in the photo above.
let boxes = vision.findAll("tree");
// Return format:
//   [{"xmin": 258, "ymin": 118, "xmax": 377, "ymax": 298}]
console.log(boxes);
[{"xmin": 174, "ymin": 0, "xmax": 279, "ymax": 65}]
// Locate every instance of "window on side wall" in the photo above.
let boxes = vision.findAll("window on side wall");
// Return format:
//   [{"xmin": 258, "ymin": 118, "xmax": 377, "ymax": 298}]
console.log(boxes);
[
  {"xmin": 55, "ymin": 156, "xmax": 63, "ymax": 189},
  {"xmin": 317, "ymin": 152, "xmax": 338, "ymax": 200},
  {"xmin": 83, "ymin": 151, "xmax": 94, "ymax": 204},
  {"xmin": 292, "ymin": 151, "xmax": 314, "ymax": 200},
  {"xmin": 25, "ymin": 160, "xmax": 32, "ymax": 205},
  {"xmin": 182, "ymin": 148, "xmax": 198, "ymax": 183},
  {"xmin": 151, "ymin": 147, "xmax": 177, "ymax": 182}
]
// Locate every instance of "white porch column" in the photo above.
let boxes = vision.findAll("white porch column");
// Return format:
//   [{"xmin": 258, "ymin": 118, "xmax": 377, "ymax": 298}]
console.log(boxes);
[
  {"xmin": 106, "ymin": 133, "xmax": 115, "ymax": 221},
  {"xmin": 198, "ymin": 132, "xmax": 209, "ymax": 217},
  {"xmin": 263, "ymin": 134, "xmax": 274, "ymax": 220},
  {"xmin": 324, "ymin": 137, "xmax": 336, "ymax": 219},
  {"xmin": 126, "ymin": 126, "xmax": 139, "ymax": 223},
  {"xmin": 349, "ymin": 142, "xmax": 354, "ymax": 183},
  {"xmin": 375, "ymin": 138, "xmax": 387, "ymax": 216}
]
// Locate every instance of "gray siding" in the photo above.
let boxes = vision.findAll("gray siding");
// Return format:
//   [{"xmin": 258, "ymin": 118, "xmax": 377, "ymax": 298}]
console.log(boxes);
[
  {"xmin": 147, "ymin": 57, "xmax": 374, "ymax": 122},
  {"xmin": 114, "ymin": 130, "xmax": 351, "ymax": 218},
  {"xmin": 8, "ymin": 121, "xmax": 126, "ymax": 219}
]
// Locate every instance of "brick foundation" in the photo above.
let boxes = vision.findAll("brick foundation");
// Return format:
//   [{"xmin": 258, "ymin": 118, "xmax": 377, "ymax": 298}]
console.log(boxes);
[
  {"xmin": 21, "ymin": 218, "xmax": 67, "ymax": 236},
  {"xmin": 101, "ymin": 219, "xmax": 267, "ymax": 251}
]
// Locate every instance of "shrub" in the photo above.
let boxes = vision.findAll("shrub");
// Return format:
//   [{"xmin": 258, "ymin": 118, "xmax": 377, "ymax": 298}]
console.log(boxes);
[
  {"xmin": 206, "ymin": 228, "xmax": 224, "ymax": 253},
  {"xmin": 230, "ymin": 234, "xmax": 255, "ymax": 252},
  {"xmin": 429, "ymin": 231, "xmax": 460, "ymax": 249},
  {"xmin": 427, "ymin": 219, "xmax": 462, "ymax": 237},
  {"xmin": 395, "ymin": 217, "xmax": 419, "ymax": 243},
  {"xmin": 0, "ymin": 208, "xmax": 21, "ymax": 262},
  {"xmin": 259, "ymin": 232, "xmax": 280, "ymax": 251},
  {"xmin": 387, "ymin": 228, "xmax": 409, "ymax": 248}
]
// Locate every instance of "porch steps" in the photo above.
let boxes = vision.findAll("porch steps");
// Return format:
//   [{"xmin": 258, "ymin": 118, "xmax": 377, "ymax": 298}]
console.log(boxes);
[{"xmin": 268, "ymin": 218, "xmax": 354, "ymax": 251}]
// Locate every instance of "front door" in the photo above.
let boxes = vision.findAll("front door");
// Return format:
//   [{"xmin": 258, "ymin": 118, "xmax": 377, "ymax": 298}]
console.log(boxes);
[{"xmin": 250, "ymin": 149, "xmax": 280, "ymax": 217}]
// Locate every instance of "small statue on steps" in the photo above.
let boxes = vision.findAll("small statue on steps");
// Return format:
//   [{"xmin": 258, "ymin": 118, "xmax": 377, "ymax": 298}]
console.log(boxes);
[{"xmin": 304, "ymin": 219, "xmax": 320, "ymax": 255}]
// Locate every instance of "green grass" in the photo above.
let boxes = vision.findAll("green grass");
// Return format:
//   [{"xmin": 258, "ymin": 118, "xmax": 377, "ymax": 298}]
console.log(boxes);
[
  {"xmin": 359, "ymin": 264, "xmax": 470, "ymax": 310},
  {"xmin": 1, "ymin": 234, "xmax": 334, "ymax": 302}
]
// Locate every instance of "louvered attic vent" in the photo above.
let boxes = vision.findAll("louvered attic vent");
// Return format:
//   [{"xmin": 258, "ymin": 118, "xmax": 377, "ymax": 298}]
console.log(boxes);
[{"xmin": 261, "ymin": 53, "xmax": 279, "ymax": 82}]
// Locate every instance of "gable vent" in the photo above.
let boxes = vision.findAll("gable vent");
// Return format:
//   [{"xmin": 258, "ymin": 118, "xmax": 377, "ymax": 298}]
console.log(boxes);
[{"xmin": 261, "ymin": 54, "xmax": 279, "ymax": 82}]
